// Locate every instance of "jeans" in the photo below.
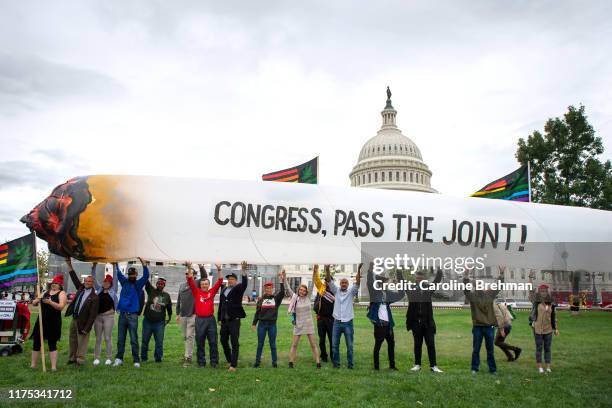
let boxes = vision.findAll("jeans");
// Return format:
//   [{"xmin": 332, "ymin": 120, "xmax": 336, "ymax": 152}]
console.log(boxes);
[
  {"xmin": 373, "ymin": 323, "xmax": 395, "ymax": 369},
  {"xmin": 195, "ymin": 316, "xmax": 218, "ymax": 366},
  {"xmin": 220, "ymin": 319, "xmax": 241, "ymax": 368},
  {"xmin": 332, "ymin": 320, "xmax": 354, "ymax": 368},
  {"xmin": 116, "ymin": 312, "xmax": 139, "ymax": 362},
  {"xmin": 412, "ymin": 322, "xmax": 437, "ymax": 367},
  {"xmin": 317, "ymin": 318, "xmax": 334, "ymax": 361},
  {"xmin": 255, "ymin": 321, "xmax": 277, "ymax": 365},
  {"xmin": 471, "ymin": 326, "xmax": 496, "ymax": 373},
  {"xmin": 534, "ymin": 331, "xmax": 553, "ymax": 364},
  {"xmin": 141, "ymin": 318, "xmax": 165, "ymax": 362}
]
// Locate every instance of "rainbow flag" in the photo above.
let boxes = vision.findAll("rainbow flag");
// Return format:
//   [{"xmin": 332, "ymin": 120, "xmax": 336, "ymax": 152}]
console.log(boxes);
[
  {"xmin": 471, "ymin": 165, "xmax": 530, "ymax": 202},
  {"xmin": 0, "ymin": 233, "xmax": 38, "ymax": 289},
  {"xmin": 262, "ymin": 157, "xmax": 318, "ymax": 184}
]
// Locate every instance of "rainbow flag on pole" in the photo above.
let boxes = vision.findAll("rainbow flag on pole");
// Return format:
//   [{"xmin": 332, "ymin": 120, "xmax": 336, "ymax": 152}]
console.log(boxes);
[
  {"xmin": 262, "ymin": 157, "xmax": 318, "ymax": 184},
  {"xmin": 0, "ymin": 233, "xmax": 38, "ymax": 289},
  {"xmin": 471, "ymin": 165, "xmax": 531, "ymax": 202}
]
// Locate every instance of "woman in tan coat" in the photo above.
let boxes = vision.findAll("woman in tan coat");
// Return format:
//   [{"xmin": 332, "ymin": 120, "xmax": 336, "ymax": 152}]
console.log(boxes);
[{"xmin": 529, "ymin": 284, "xmax": 559, "ymax": 373}]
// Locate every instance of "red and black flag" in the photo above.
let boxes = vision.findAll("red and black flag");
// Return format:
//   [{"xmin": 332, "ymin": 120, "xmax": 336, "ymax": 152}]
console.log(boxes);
[
  {"xmin": 0, "ymin": 233, "xmax": 38, "ymax": 290},
  {"xmin": 262, "ymin": 157, "xmax": 318, "ymax": 184}
]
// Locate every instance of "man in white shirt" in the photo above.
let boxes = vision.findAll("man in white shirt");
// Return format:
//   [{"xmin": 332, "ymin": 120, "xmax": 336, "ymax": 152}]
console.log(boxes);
[{"xmin": 326, "ymin": 265, "xmax": 361, "ymax": 369}]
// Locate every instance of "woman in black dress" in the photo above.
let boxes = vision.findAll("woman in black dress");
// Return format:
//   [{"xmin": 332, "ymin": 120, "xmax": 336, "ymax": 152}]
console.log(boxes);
[{"xmin": 31, "ymin": 274, "xmax": 67, "ymax": 371}]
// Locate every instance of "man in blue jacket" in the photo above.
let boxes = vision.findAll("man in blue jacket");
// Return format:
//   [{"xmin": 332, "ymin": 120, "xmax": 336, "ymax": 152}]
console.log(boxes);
[{"xmin": 113, "ymin": 257, "xmax": 149, "ymax": 368}]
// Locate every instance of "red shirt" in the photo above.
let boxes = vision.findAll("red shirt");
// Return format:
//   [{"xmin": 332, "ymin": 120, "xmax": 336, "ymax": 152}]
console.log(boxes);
[{"xmin": 187, "ymin": 277, "xmax": 223, "ymax": 317}]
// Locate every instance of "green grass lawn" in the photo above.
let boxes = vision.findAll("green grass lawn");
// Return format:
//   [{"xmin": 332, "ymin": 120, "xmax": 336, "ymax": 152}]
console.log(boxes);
[{"xmin": 1, "ymin": 306, "xmax": 611, "ymax": 407}]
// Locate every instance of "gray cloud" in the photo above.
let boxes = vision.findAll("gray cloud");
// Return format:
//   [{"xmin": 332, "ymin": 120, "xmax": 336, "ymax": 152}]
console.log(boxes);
[{"xmin": 0, "ymin": 53, "xmax": 124, "ymax": 115}]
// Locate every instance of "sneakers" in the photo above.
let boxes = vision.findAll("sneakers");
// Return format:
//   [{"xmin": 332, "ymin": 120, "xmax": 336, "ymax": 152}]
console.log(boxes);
[
  {"xmin": 134, "ymin": 362, "xmax": 140, "ymax": 368},
  {"xmin": 431, "ymin": 366, "xmax": 443, "ymax": 373},
  {"xmin": 113, "ymin": 358, "xmax": 123, "ymax": 367},
  {"xmin": 105, "ymin": 359, "xmax": 112, "ymax": 366},
  {"xmin": 253, "ymin": 362, "xmax": 260, "ymax": 368},
  {"xmin": 183, "ymin": 357, "xmax": 192, "ymax": 367},
  {"xmin": 546, "ymin": 368, "xmax": 552, "ymax": 373},
  {"xmin": 471, "ymin": 370, "xmax": 478, "ymax": 374},
  {"xmin": 228, "ymin": 366, "xmax": 236, "ymax": 372},
  {"xmin": 272, "ymin": 362, "xmax": 277, "ymax": 368},
  {"xmin": 538, "ymin": 367, "xmax": 544, "ymax": 374},
  {"xmin": 93, "ymin": 359, "xmax": 100, "ymax": 366},
  {"xmin": 288, "ymin": 362, "xmax": 294, "ymax": 368},
  {"xmin": 317, "ymin": 363, "xmax": 322, "ymax": 369},
  {"xmin": 410, "ymin": 365, "xmax": 421, "ymax": 372}
]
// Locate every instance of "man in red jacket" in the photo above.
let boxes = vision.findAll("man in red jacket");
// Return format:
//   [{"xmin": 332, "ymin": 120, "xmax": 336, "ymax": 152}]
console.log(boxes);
[{"xmin": 187, "ymin": 264, "xmax": 223, "ymax": 368}]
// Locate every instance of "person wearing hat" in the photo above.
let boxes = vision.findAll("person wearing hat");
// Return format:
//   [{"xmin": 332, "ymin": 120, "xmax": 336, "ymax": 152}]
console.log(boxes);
[
  {"xmin": 114, "ymin": 257, "xmax": 149, "ymax": 368},
  {"xmin": 176, "ymin": 263, "xmax": 208, "ymax": 367},
  {"xmin": 529, "ymin": 283, "xmax": 559, "ymax": 373},
  {"xmin": 251, "ymin": 270, "xmax": 286, "ymax": 368},
  {"xmin": 92, "ymin": 263, "xmax": 119, "ymax": 366},
  {"xmin": 141, "ymin": 274, "xmax": 173, "ymax": 363},
  {"xmin": 187, "ymin": 263, "xmax": 224, "ymax": 368},
  {"xmin": 31, "ymin": 273, "xmax": 67, "ymax": 371},
  {"xmin": 217, "ymin": 261, "xmax": 249, "ymax": 371},
  {"xmin": 401, "ymin": 269, "xmax": 444, "ymax": 373},
  {"xmin": 367, "ymin": 264, "xmax": 405, "ymax": 371},
  {"xmin": 65, "ymin": 257, "xmax": 99, "ymax": 367}
]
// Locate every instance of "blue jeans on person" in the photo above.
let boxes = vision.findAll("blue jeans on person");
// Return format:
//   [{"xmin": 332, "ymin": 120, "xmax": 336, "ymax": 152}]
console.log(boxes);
[
  {"xmin": 141, "ymin": 318, "xmax": 165, "ymax": 362},
  {"xmin": 255, "ymin": 321, "xmax": 277, "ymax": 366},
  {"xmin": 116, "ymin": 312, "xmax": 139, "ymax": 363},
  {"xmin": 471, "ymin": 326, "xmax": 496, "ymax": 373},
  {"xmin": 332, "ymin": 320, "xmax": 354, "ymax": 368}
]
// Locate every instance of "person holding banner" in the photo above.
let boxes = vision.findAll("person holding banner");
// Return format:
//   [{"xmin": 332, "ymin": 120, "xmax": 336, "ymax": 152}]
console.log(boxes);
[
  {"xmin": 403, "ymin": 269, "xmax": 444, "ymax": 373},
  {"xmin": 327, "ymin": 264, "xmax": 361, "ymax": 369},
  {"xmin": 218, "ymin": 261, "xmax": 248, "ymax": 372},
  {"xmin": 92, "ymin": 263, "xmax": 119, "ymax": 366},
  {"xmin": 287, "ymin": 266, "xmax": 321, "ymax": 369},
  {"xmin": 251, "ymin": 271, "xmax": 286, "ymax": 368},
  {"xmin": 463, "ymin": 276, "xmax": 505, "ymax": 375},
  {"xmin": 114, "ymin": 258, "xmax": 149, "ymax": 368},
  {"xmin": 65, "ymin": 258, "xmax": 99, "ymax": 367},
  {"xmin": 140, "ymin": 276, "xmax": 172, "ymax": 363},
  {"xmin": 313, "ymin": 265, "xmax": 335, "ymax": 363},
  {"xmin": 367, "ymin": 265, "xmax": 404, "ymax": 371},
  {"xmin": 187, "ymin": 264, "xmax": 223, "ymax": 368},
  {"xmin": 176, "ymin": 264, "xmax": 205, "ymax": 367},
  {"xmin": 529, "ymin": 284, "xmax": 559, "ymax": 373},
  {"xmin": 31, "ymin": 275, "xmax": 66, "ymax": 371}
]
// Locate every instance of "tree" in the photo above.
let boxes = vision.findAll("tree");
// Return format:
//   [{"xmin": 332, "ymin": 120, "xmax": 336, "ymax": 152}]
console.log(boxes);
[
  {"xmin": 516, "ymin": 105, "xmax": 612, "ymax": 210},
  {"xmin": 37, "ymin": 250, "xmax": 49, "ymax": 277}
]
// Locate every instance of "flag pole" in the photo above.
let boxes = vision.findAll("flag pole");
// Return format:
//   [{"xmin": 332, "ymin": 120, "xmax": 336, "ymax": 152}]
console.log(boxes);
[
  {"xmin": 33, "ymin": 232, "xmax": 46, "ymax": 373},
  {"xmin": 527, "ymin": 160, "xmax": 532, "ymax": 202}
]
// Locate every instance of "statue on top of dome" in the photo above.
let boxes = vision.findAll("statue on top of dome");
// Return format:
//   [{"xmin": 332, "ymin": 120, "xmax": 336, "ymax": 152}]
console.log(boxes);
[{"xmin": 386, "ymin": 86, "xmax": 392, "ymax": 101}]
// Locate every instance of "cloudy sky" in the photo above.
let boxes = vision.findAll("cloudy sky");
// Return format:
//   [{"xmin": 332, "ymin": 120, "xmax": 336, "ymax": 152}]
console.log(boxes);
[{"xmin": 1, "ymin": 1, "xmax": 611, "ymax": 242}]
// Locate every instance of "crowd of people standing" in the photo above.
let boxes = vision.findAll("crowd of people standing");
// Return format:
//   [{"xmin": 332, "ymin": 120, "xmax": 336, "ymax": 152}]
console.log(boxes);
[{"xmin": 29, "ymin": 259, "xmax": 559, "ymax": 374}]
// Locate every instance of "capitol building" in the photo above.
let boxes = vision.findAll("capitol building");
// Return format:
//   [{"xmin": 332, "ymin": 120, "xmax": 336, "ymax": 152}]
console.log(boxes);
[
  {"xmin": 349, "ymin": 88, "xmax": 436, "ymax": 193},
  {"xmin": 282, "ymin": 88, "xmax": 436, "ymax": 291}
]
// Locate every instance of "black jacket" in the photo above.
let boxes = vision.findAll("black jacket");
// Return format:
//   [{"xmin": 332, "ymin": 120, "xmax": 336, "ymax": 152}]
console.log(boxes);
[
  {"xmin": 218, "ymin": 274, "xmax": 248, "ymax": 321},
  {"xmin": 403, "ymin": 270, "xmax": 443, "ymax": 332}
]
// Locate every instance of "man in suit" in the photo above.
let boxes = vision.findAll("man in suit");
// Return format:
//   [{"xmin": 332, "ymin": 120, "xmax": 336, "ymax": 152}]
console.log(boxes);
[
  {"xmin": 65, "ymin": 257, "xmax": 99, "ymax": 366},
  {"xmin": 217, "ymin": 261, "xmax": 248, "ymax": 372}
]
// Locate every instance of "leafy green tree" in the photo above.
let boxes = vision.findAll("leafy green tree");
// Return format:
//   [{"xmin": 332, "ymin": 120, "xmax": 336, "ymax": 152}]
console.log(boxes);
[{"xmin": 516, "ymin": 105, "xmax": 612, "ymax": 210}]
